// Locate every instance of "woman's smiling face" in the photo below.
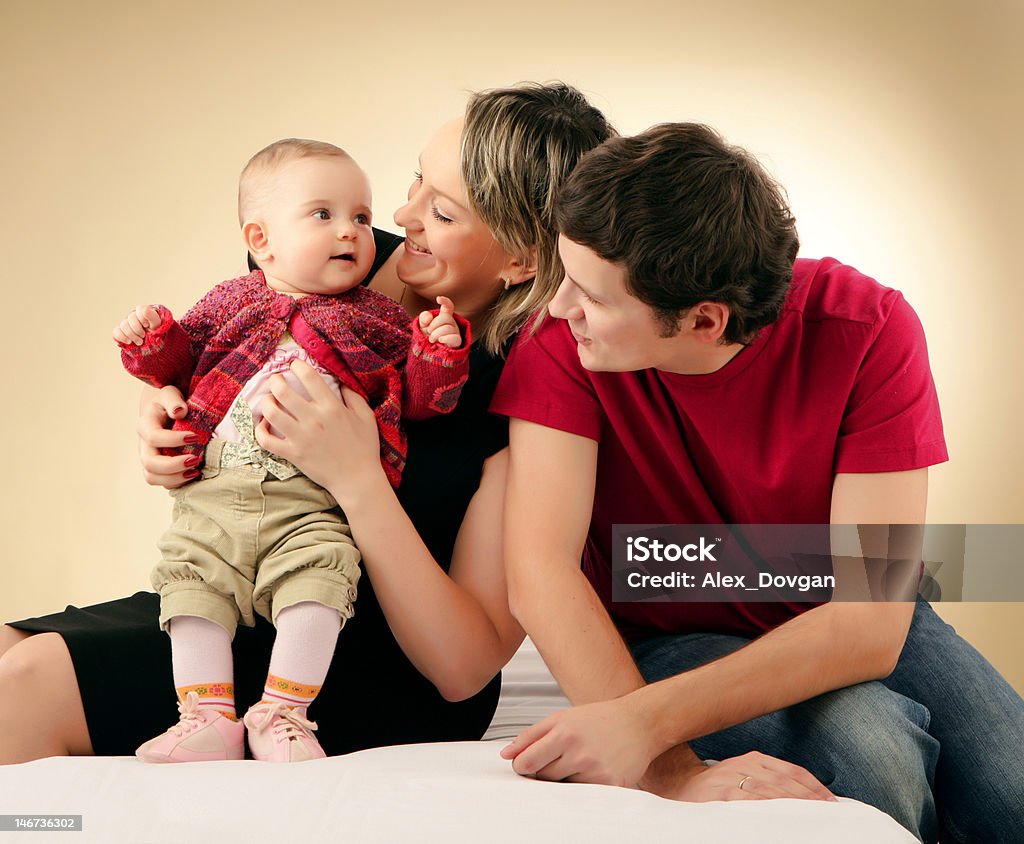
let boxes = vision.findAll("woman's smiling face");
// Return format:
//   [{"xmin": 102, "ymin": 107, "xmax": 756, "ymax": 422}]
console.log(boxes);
[{"xmin": 392, "ymin": 118, "xmax": 511, "ymax": 315}]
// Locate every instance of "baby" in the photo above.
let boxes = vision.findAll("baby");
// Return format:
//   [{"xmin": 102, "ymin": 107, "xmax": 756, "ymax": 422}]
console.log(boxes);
[{"xmin": 113, "ymin": 139, "xmax": 468, "ymax": 763}]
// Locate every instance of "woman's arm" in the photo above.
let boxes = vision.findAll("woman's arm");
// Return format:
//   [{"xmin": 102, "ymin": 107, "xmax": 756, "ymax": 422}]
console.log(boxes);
[{"xmin": 256, "ymin": 361, "xmax": 524, "ymax": 700}]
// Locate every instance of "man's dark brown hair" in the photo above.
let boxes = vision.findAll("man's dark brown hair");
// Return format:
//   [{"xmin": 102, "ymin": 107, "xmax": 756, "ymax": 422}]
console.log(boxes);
[{"xmin": 554, "ymin": 123, "xmax": 799, "ymax": 343}]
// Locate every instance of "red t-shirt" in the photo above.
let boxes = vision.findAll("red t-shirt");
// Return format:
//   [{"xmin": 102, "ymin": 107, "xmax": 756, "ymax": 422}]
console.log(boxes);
[{"xmin": 491, "ymin": 258, "xmax": 948, "ymax": 640}]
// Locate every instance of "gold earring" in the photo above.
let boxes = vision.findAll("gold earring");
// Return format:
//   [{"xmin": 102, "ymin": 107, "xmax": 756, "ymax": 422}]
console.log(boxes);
[{"xmin": 503, "ymin": 278, "xmax": 511, "ymax": 291}]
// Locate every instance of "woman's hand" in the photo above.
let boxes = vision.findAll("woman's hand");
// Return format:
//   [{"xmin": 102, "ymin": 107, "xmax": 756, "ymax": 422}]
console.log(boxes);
[
  {"xmin": 254, "ymin": 359, "xmax": 385, "ymax": 500},
  {"xmin": 137, "ymin": 385, "xmax": 198, "ymax": 488},
  {"xmin": 657, "ymin": 751, "xmax": 835, "ymax": 803}
]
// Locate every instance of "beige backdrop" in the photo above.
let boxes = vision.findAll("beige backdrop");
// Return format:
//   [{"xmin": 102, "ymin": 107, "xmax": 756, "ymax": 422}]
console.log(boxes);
[{"xmin": 2, "ymin": 0, "xmax": 1021, "ymax": 691}]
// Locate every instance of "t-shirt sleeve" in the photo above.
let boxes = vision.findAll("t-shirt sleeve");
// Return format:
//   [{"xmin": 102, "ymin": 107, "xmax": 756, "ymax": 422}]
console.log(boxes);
[
  {"xmin": 833, "ymin": 291, "xmax": 948, "ymax": 473},
  {"xmin": 489, "ymin": 316, "xmax": 604, "ymax": 441}
]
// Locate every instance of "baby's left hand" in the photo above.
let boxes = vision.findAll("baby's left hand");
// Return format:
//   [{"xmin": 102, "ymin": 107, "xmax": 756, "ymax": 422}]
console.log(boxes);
[{"xmin": 418, "ymin": 296, "xmax": 462, "ymax": 348}]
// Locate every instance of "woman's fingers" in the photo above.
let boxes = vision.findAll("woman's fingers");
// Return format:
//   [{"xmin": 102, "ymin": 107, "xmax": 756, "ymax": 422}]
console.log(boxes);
[
  {"xmin": 337, "ymin": 385, "xmax": 374, "ymax": 417},
  {"xmin": 287, "ymin": 359, "xmax": 338, "ymax": 402},
  {"xmin": 260, "ymin": 393, "xmax": 300, "ymax": 436},
  {"xmin": 265, "ymin": 373, "xmax": 306, "ymax": 419},
  {"xmin": 714, "ymin": 752, "xmax": 835, "ymax": 802},
  {"xmin": 755, "ymin": 753, "xmax": 835, "ymax": 800}
]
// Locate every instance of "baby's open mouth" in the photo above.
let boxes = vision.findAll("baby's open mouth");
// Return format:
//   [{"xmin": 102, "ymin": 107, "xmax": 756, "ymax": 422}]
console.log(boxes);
[{"xmin": 331, "ymin": 253, "xmax": 355, "ymax": 262}]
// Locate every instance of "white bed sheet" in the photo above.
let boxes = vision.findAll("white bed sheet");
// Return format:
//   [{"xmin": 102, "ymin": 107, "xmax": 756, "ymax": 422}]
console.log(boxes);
[
  {"xmin": 0, "ymin": 638, "xmax": 915, "ymax": 842},
  {"xmin": 0, "ymin": 742, "xmax": 915, "ymax": 843}
]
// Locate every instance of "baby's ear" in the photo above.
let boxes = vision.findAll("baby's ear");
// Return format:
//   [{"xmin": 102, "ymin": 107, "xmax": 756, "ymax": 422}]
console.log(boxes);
[{"xmin": 242, "ymin": 220, "xmax": 270, "ymax": 262}]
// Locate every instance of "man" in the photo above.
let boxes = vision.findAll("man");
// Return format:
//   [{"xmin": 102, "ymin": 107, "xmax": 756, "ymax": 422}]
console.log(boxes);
[{"xmin": 492, "ymin": 124, "xmax": 1023, "ymax": 842}]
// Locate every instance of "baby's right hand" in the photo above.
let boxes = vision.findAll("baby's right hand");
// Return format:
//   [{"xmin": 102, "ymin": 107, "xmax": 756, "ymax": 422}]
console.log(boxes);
[{"xmin": 113, "ymin": 304, "xmax": 162, "ymax": 346}]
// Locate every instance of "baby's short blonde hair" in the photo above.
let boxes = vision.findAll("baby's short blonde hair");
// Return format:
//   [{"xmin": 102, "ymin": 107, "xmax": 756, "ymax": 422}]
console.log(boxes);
[{"xmin": 238, "ymin": 138, "xmax": 352, "ymax": 224}]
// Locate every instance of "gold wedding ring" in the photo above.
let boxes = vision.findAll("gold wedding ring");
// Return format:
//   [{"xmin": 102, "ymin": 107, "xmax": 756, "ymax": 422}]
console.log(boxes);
[{"xmin": 738, "ymin": 775, "xmax": 752, "ymax": 791}]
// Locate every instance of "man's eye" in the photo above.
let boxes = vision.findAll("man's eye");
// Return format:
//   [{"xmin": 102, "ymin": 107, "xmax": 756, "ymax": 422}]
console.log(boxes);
[{"xmin": 313, "ymin": 209, "xmax": 330, "ymax": 220}]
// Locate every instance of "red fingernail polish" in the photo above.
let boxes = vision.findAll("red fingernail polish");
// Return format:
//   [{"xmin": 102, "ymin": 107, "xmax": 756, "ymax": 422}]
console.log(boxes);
[
  {"xmin": 184, "ymin": 456, "xmax": 200, "ymax": 468},
  {"xmin": 183, "ymin": 434, "xmax": 199, "ymax": 443},
  {"xmin": 183, "ymin": 470, "xmax": 200, "ymax": 479}
]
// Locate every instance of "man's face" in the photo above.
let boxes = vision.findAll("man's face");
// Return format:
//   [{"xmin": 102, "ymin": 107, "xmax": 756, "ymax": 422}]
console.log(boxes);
[
  {"xmin": 260, "ymin": 156, "xmax": 376, "ymax": 296},
  {"xmin": 548, "ymin": 235, "xmax": 692, "ymax": 373}
]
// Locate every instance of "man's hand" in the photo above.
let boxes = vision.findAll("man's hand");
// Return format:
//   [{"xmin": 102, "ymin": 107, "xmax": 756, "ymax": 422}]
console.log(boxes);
[
  {"xmin": 418, "ymin": 295, "xmax": 461, "ymax": 348},
  {"xmin": 500, "ymin": 695, "xmax": 835, "ymax": 804},
  {"xmin": 113, "ymin": 304, "xmax": 162, "ymax": 346},
  {"xmin": 500, "ymin": 696, "xmax": 661, "ymax": 787}
]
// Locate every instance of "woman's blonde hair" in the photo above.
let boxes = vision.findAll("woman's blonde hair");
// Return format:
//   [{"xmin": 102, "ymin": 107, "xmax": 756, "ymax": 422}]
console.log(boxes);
[{"xmin": 461, "ymin": 83, "xmax": 616, "ymax": 354}]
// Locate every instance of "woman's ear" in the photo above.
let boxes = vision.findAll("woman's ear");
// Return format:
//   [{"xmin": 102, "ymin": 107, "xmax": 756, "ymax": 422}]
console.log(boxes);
[
  {"xmin": 501, "ymin": 245, "xmax": 538, "ymax": 287},
  {"xmin": 242, "ymin": 221, "xmax": 271, "ymax": 263}
]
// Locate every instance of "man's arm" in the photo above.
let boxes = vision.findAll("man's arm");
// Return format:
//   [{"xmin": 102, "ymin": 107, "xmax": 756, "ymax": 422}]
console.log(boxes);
[
  {"xmin": 504, "ymin": 467, "xmax": 926, "ymax": 790},
  {"xmin": 502, "ymin": 417, "xmax": 837, "ymax": 798},
  {"xmin": 627, "ymin": 470, "xmax": 926, "ymax": 748},
  {"xmin": 504, "ymin": 418, "xmax": 646, "ymax": 703}
]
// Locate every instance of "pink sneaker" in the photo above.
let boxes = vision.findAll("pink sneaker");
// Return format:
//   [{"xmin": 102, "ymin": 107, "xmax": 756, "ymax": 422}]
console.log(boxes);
[
  {"xmin": 243, "ymin": 701, "xmax": 326, "ymax": 762},
  {"xmin": 135, "ymin": 692, "xmax": 244, "ymax": 763}
]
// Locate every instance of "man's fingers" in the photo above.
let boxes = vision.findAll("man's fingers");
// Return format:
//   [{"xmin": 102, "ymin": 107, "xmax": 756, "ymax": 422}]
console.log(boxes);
[
  {"xmin": 500, "ymin": 721, "xmax": 551, "ymax": 760},
  {"xmin": 534, "ymin": 756, "xmax": 575, "ymax": 783},
  {"xmin": 510, "ymin": 736, "xmax": 562, "ymax": 777}
]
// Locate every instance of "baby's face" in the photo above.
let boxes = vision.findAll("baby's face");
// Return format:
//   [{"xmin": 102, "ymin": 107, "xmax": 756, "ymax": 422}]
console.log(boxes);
[{"xmin": 259, "ymin": 155, "xmax": 376, "ymax": 296}]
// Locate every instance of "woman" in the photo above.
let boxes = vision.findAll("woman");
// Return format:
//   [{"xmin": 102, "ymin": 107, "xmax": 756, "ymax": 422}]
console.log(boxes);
[{"xmin": 0, "ymin": 82, "xmax": 616, "ymax": 763}]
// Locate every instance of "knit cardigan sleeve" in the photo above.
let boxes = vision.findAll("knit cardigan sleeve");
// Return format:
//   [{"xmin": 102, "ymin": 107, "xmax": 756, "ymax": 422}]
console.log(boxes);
[
  {"xmin": 117, "ymin": 276, "xmax": 256, "ymax": 398},
  {"xmin": 117, "ymin": 304, "xmax": 197, "ymax": 398},
  {"xmin": 401, "ymin": 311, "xmax": 472, "ymax": 420}
]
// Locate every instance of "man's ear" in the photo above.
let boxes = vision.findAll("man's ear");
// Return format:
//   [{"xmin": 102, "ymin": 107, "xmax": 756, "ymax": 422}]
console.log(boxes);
[
  {"xmin": 690, "ymin": 301, "xmax": 731, "ymax": 344},
  {"xmin": 242, "ymin": 221, "xmax": 271, "ymax": 264},
  {"xmin": 501, "ymin": 245, "xmax": 538, "ymax": 287}
]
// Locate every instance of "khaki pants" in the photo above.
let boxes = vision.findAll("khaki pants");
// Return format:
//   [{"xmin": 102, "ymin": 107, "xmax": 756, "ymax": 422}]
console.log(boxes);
[{"xmin": 152, "ymin": 438, "xmax": 361, "ymax": 637}]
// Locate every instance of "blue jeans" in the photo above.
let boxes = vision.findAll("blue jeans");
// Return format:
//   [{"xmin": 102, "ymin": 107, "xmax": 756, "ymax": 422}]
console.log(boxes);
[{"xmin": 630, "ymin": 600, "xmax": 1024, "ymax": 843}]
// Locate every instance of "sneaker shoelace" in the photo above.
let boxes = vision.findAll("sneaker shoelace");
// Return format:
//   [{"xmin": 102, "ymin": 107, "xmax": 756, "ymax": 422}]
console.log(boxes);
[
  {"xmin": 248, "ymin": 703, "xmax": 319, "ymax": 742},
  {"xmin": 168, "ymin": 692, "xmax": 206, "ymax": 736}
]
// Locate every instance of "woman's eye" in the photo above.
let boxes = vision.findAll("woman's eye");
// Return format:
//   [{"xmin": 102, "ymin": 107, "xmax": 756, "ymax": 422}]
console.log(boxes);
[
  {"xmin": 431, "ymin": 204, "xmax": 454, "ymax": 225},
  {"xmin": 313, "ymin": 209, "xmax": 330, "ymax": 220}
]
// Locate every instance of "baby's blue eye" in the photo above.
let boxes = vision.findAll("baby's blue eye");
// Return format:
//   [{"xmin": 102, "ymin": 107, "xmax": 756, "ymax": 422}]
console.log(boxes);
[
  {"xmin": 355, "ymin": 213, "xmax": 370, "ymax": 225},
  {"xmin": 313, "ymin": 209, "xmax": 330, "ymax": 220}
]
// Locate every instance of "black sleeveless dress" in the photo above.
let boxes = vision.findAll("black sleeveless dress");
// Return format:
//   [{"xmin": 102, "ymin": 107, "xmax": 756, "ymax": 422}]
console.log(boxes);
[{"xmin": 9, "ymin": 229, "xmax": 506, "ymax": 755}]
